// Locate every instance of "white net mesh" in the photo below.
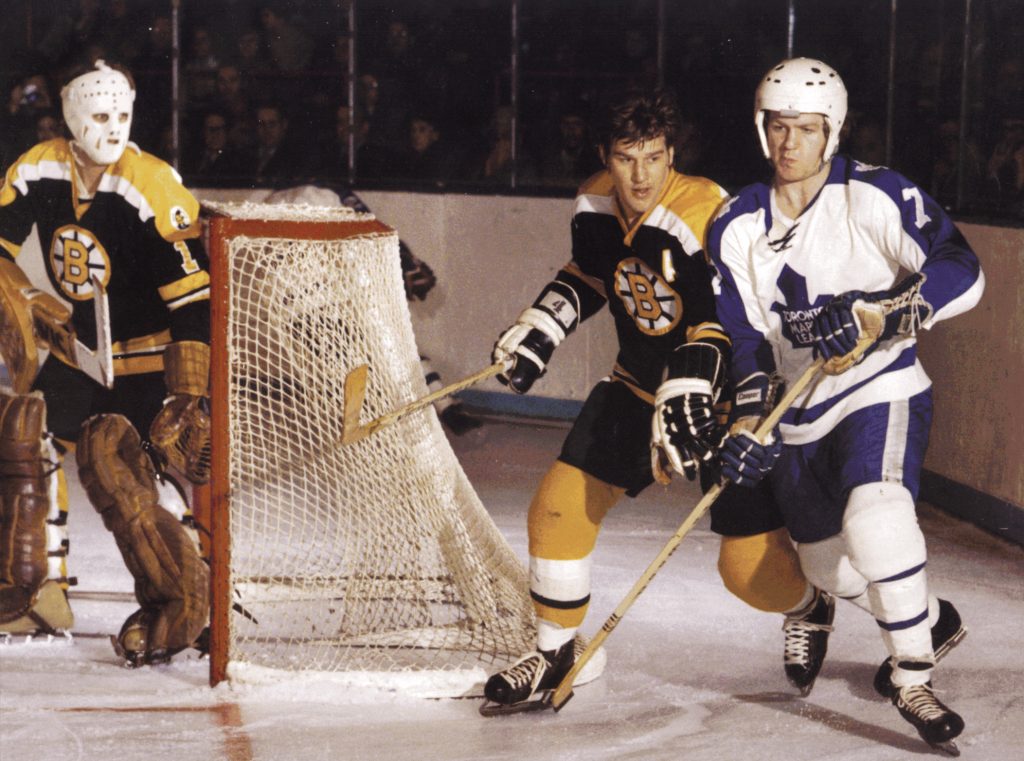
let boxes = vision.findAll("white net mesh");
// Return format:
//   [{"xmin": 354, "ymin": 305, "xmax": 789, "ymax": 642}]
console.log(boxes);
[{"xmin": 204, "ymin": 202, "xmax": 534, "ymax": 691}]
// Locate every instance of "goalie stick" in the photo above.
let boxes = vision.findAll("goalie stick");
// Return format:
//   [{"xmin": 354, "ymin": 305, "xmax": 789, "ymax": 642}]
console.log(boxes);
[
  {"xmin": 548, "ymin": 357, "xmax": 826, "ymax": 712},
  {"xmin": 28, "ymin": 274, "xmax": 114, "ymax": 389},
  {"xmin": 340, "ymin": 361, "xmax": 504, "ymax": 445}
]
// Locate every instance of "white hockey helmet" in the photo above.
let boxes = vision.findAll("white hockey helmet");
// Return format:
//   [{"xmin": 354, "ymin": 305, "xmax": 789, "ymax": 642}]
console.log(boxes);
[
  {"xmin": 61, "ymin": 60, "xmax": 135, "ymax": 165},
  {"xmin": 754, "ymin": 57, "xmax": 847, "ymax": 162}
]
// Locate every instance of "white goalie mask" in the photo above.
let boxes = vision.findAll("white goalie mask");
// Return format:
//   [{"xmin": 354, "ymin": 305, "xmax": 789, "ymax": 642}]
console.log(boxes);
[
  {"xmin": 61, "ymin": 60, "xmax": 135, "ymax": 165},
  {"xmin": 754, "ymin": 57, "xmax": 848, "ymax": 162}
]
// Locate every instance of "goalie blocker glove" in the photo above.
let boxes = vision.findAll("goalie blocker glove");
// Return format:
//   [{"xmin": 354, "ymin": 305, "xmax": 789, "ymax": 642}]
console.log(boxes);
[
  {"xmin": 812, "ymin": 272, "xmax": 931, "ymax": 373},
  {"xmin": 651, "ymin": 342, "xmax": 728, "ymax": 481},
  {"xmin": 493, "ymin": 280, "xmax": 580, "ymax": 394}
]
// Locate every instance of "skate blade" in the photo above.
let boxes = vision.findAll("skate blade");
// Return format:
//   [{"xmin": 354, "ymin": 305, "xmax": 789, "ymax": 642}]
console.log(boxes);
[
  {"xmin": 479, "ymin": 693, "xmax": 553, "ymax": 717},
  {"xmin": 927, "ymin": 738, "xmax": 960, "ymax": 757},
  {"xmin": 935, "ymin": 627, "xmax": 967, "ymax": 661},
  {"xmin": 0, "ymin": 630, "xmax": 73, "ymax": 646}
]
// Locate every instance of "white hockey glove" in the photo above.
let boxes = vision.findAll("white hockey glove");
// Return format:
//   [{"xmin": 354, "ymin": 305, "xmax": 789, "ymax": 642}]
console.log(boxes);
[
  {"xmin": 492, "ymin": 280, "xmax": 580, "ymax": 394},
  {"xmin": 651, "ymin": 342, "xmax": 727, "ymax": 482},
  {"xmin": 813, "ymin": 273, "xmax": 931, "ymax": 375}
]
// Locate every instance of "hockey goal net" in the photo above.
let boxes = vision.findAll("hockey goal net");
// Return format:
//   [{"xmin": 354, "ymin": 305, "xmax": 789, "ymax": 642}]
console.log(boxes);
[{"xmin": 199, "ymin": 200, "xmax": 534, "ymax": 695}]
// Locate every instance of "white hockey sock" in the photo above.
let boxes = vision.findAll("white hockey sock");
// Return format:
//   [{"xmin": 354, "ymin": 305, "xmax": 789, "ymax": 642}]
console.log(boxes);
[{"xmin": 536, "ymin": 618, "xmax": 576, "ymax": 653}]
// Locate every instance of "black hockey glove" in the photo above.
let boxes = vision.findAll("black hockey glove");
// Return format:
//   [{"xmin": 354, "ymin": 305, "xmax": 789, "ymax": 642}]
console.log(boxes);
[
  {"xmin": 651, "ymin": 342, "xmax": 727, "ymax": 481},
  {"xmin": 492, "ymin": 280, "xmax": 580, "ymax": 394}
]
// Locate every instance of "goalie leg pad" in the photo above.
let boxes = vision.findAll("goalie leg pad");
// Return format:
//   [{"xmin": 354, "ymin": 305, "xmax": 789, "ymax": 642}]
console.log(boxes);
[
  {"xmin": 76, "ymin": 414, "xmax": 209, "ymax": 661},
  {"xmin": 718, "ymin": 529, "xmax": 808, "ymax": 613},
  {"xmin": 0, "ymin": 393, "xmax": 57, "ymax": 624}
]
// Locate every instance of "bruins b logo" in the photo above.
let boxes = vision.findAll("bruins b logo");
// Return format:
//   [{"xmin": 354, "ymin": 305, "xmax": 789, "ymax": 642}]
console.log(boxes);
[
  {"xmin": 50, "ymin": 225, "xmax": 110, "ymax": 300},
  {"xmin": 614, "ymin": 257, "xmax": 681, "ymax": 336}
]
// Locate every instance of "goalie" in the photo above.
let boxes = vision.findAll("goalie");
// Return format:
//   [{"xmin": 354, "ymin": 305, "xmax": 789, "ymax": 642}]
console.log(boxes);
[{"xmin": 0, "ymin": 60, "xmax": 210, "ymax": 666}]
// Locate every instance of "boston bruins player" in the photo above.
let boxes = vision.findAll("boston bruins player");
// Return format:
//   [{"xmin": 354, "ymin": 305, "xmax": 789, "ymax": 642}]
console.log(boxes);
[
  {"xmin": 482, "ymin": 88, "xmax": 830, "ymax": 714},
  {"xmin": 0, "ymin": 61, "xmax": 210, "ymax": 666}
]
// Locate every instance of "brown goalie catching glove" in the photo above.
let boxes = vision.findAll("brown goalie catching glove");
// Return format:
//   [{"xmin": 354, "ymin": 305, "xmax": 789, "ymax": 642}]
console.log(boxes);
[{"xmin": 148, "ymin": 341, "xmax": 212, "ymax": 484}]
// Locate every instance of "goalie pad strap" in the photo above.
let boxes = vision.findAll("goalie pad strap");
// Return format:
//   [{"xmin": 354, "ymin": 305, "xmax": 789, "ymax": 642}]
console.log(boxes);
[
  {"xmin": 0, "ymin": 393, "xmax": 54, "ymax": 623},
  {"xmin": 75, "ymin": 414, "xmax": 209, "ymax": 652},
  {"xmin": 163, "ymin": 341, "xmax": 210, "ymax": 396}
]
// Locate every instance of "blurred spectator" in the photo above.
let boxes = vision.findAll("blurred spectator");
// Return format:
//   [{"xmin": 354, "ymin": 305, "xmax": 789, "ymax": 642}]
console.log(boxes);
[
  {"xmin": 184, "ymin": 26, "xmax": 222, "ymax": 109},
  {"xmin": 2, "ymin": 71, "xmax": 56, "ymax": 164},
  {"xmin": 984, "ymin": 114, "xmax": 1024, "ymax": 214},
  {"xmin": 35, "ymin": 0, "xmax": 102, "ymax": 67},
  {"xmin": 98, "ymin": 0, "xmax": 147, "ymax": 65},
  {"xmin": 399, "ymin": 109, "xmax": 460, "ymax": 184},
  {"xmin": 929, "ymin": 117, "xmax": 985, "ymax": 208},
  {"xmin": 333, "ymin": 103, "xmax": 397, "ymax": 180},
  {"xmin": 132, "ymin": 11, "xmax": 174, "ymax": 152},
  {"xmin": 234, "ymin": 28, "xmax": 274, "ymax": 81},
  {"xmin": 184, "ymin": 109, "xmax": 251, "ymax": 182},
  {"xmin": 258, "ymin": 3, "xmax": 314, "ymax": 73},
  {"xmin": 848, "ymin": 114, "xmax": 887, "ymax": 167},
  {"xmin": 673, "ymin": 117, "xmax": 708, "ymax": 176},
  {"xmin": 214, "ymin": 64, "xmax": 256, "ymax": 152},
  {"xmin": 358, "ymin": 71, "xmax": 409, "ymax": 155},
  {"xmin": 253, "ymin": 101, "xmax": 311, "ymax": 185},
  {"xmin": 34, "ymin": 110, "xmax": 62, "ymax": 143},
  {"xmin": 535, "ymin": 105, "xmax": 602, "ymax": 187},
  {"xmin": 469, "ymin": 105, "xmax": 537, "ymax": 185}
]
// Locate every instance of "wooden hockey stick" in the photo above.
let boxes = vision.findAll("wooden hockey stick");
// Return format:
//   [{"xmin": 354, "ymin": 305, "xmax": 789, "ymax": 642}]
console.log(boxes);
[
  {"xmin": 549, "ymin": 357, "xmax": 825, "ymax": 712},
  {"xmin": 340, "ymin": 360, "xmax": 505, "ymax": 444}
]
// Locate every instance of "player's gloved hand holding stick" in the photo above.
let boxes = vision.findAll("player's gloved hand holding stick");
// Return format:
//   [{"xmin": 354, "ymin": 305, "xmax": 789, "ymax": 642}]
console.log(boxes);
[
  {"xmin": 549, "ymin": 357, "xmax": 824, "ymax": 712},
  {"xmin": 812, "ymin": 272, "xmax": 930, "ymax": 375},
  {"xmin": 492, "ymin": 280, "xmax": 581, "ymax": 394},
  {"xmin": 718, "ymin": 371, "xmax": 783, "ymax": 487},
  {"xmin": 650, "ymin": 342, "xmax": 728, "ymax": 483}
]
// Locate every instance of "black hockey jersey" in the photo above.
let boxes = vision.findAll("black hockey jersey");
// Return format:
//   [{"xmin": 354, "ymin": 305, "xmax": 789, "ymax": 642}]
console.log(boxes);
[
  {"xmin": 559, "ymin": 169, "xmax": 730, "ymax": 396},
  {"xmin": 0, "ymin": 139, "xmax": 209, "ymax": 377}
]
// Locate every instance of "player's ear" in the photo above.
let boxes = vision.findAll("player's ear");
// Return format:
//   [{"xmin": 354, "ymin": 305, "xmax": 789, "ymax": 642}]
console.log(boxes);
[
  {"xmin": 598, "ymin": 144, "xmax": 607, "ymax": 166},
  {"xmin": 666, "ymin": 145, "xmax": 674, "ymax": 166}
]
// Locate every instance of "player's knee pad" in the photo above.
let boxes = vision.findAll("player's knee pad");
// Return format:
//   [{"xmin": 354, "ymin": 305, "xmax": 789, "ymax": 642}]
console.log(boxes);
[
  {"xmin": 796, "ymin": 534, "xmax": 871, "ymax": 601},
  {"xmin": 76, "ymin": 414, "xmax": 209, "ymax": 658},
  {"xmin": 844, "ymin": 483, "xmax": 931, "ymax": 659},
  {"xmin": 527, "ymin": 462, "xmax": 622, "ymax": 627},
  {"xmin": 0, "ymin": 392, "xmax": 57, "ymax": 623},
  {"xmin": 717, "ymin": 529, "xmax": 808, "ymax": 613},
  {"xmin": 843, "ymin": 483, "xmax": 926, "ymax": 582}
]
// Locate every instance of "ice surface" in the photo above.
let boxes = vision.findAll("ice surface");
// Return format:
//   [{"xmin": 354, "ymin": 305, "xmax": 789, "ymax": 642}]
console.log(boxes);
[{"xmin": 2, "ymin": 418, "xmax": 1021, "ymax": 760}]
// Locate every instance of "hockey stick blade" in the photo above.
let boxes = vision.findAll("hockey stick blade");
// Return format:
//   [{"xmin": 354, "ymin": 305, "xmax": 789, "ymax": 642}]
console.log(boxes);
[
  {"xmin": 548, "ymin": 358, "xmax": 825, "ymax": 712},
  {"xmin": 69, "ymin": 275, "xmax": 114, "ymax": 388},
  {"xmin": 340, "ymin": 361, "xmax": 504, "ymax": 445}
]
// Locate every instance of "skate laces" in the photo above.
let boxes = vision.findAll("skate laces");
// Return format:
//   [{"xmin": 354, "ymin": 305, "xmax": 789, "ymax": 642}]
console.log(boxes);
[
  {"xmin": 499, "ymin": 651, "xmax": 549, "ymax": 692},
  {"xmin": 897, "ymin": 684, "xmax": 948, "ymax": 721},
  {"xmin": 782, "ymin": 618, "xmax": 835, "ymax": 664}
]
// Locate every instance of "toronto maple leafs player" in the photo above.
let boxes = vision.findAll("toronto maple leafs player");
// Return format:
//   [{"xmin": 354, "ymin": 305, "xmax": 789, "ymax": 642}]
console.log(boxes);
[{"xmin": 707, "ymin": 58, "xmax": 984, "ymax": 755}]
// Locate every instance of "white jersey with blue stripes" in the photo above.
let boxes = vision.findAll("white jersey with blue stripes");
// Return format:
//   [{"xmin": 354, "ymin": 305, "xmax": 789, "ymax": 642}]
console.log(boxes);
[{"xmin": 708, "ymin": 155, "xmax": 984, "ymax": 445}]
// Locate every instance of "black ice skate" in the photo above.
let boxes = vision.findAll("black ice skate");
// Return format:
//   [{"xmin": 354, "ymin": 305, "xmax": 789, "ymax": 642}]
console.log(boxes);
[
  {"xmin": 874, "ymin": 599, "xmax": 967, "ymax": 699},
  {"xmin": 892, "ymin": 681, "xmax": 965, "ymax": 756},
  {"xmin": 479, "ymin": 636, "xmax": 605, "ymax": 716},
  {"xmin": 783, "ymin": 588, "xmax": 835, "ymax": 696}
]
